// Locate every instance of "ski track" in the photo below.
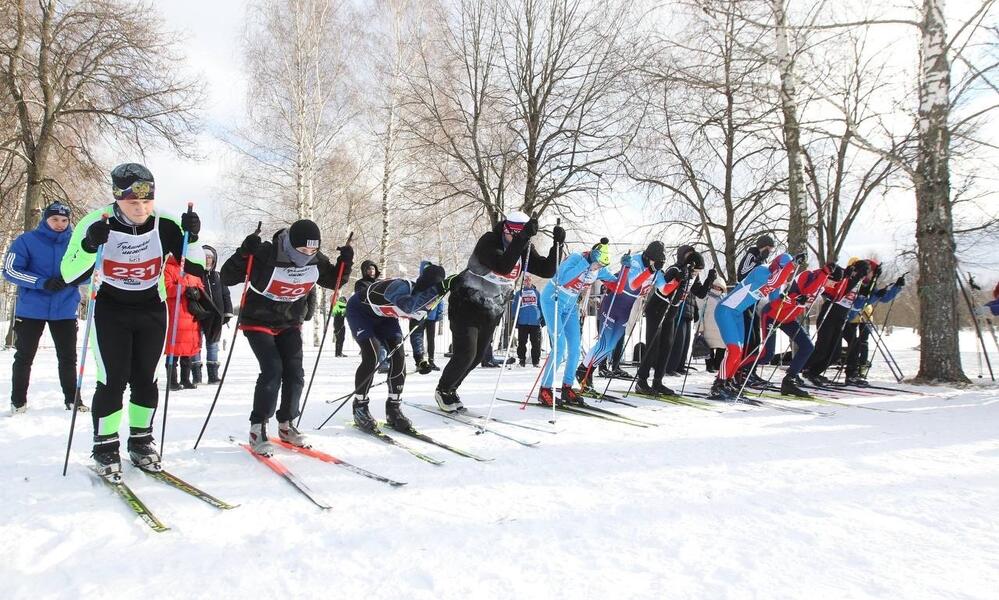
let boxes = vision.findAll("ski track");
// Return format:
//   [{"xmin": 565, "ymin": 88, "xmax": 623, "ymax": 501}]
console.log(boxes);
[{"xmin": 2, "ymin": 327, "xmax": 998, "ymax": 599}]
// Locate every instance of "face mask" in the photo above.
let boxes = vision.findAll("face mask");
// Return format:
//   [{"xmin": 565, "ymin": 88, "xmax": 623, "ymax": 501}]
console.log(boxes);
[{"xmin": 281, "ymin": 232, "xmax": 314, "ymax": 268}]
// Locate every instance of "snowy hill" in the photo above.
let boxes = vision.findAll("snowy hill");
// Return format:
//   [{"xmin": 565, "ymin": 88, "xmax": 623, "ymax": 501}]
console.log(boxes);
[{"xmin": 2, "ymin": 327, "xmax": 998, "ymax": 599}]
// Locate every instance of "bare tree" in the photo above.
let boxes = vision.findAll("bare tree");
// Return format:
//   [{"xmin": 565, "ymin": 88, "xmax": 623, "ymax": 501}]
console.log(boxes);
[{"xmin": 0, "ymin": 0, "xmax": 202, "ymax": 232}]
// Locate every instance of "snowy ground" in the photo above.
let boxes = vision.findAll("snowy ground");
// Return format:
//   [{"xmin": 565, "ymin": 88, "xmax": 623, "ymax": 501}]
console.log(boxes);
[{"xmin": 2, "ymin": 326, "xmax": 998, "ymax": 600}]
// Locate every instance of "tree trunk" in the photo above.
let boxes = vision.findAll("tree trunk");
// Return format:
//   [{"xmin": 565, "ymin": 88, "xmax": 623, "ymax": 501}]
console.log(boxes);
[
  {"xmin": 772, "ymin": 0, "xmax": 808, "ymax": 255},
  {"xmin": 913, "ymin": 0, "xmax": 966, "ymax": 383}
]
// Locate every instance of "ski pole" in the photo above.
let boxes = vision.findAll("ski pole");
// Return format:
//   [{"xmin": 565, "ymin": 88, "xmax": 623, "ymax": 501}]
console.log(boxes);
[
  {"xmin": 316, "ymin": 294, "xmax": 445, "ymax": 430},
  {"xmin": 62, "ymin": 214, "xmax": 108, "ymax": 476},
  {"xmin": 579, "ymin": 262, "xmax": 630, "ymax": 394},
  {"xmin": 483, "ymin": 246, "xmax": 532, "ymax": 424},
  {"xmin": 193, "ymin": 221, "xmax": 261, "ymax": 450},
  {"xmin": 861, "ymin": 315, "xmax": 904, "ymax": 382},
  {"xmin": 622, "ymin": 275, "xmax": 692, "ymax": 398},
  {"xmin": 956, "ymin": 271, "xmax": 994, "ymax": 381},
  {"xmin": 965, "ymin": 272, "xmax": 999, "ymax": 355},
  {"xmin": 678, "ymin": 299, "xmax": 707, "ymax": 396},
  {"xmin": 297, "ymin": 232, "xmax": 353, "ymax": 427},
  {"xmin": 160, "ymin": 203, "xmax": 194, "ymax": 459},
  {"xmin": 548, "ymin": 219, "xmax": 562, "ymax": 424},
  {"xmin": 598, "ymin": 293, "xmax": 648, "ymax": 399}
]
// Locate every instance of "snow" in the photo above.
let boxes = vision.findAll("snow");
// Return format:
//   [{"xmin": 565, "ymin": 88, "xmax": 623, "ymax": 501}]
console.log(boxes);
[{"xmin": 2, "ymin": 325, "xmax": 998, "ymax": 599}]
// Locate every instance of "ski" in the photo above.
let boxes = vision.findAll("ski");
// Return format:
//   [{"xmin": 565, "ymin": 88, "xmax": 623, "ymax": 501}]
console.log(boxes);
[
  {"xmin": 139, "ymin": 468, "xmax": 238, "ymax": 510},
  {"xmin": 382, "ymin": 422, "xmax": 494, "ymax": 462},
  {"xmin": 556, "ymin": 396, "xmax": 659, "ymax": 426},
  {"xmin": 350, "ymin": 424, "xmax": 445, "ymax": 466},
  {"xmin": 610, "ymin": 388, "xmax": 719, "ymax": 411},
  {"xmin": 757, "ymin": 387, "xmax": 905, "ymax": 412},
  {"xmin": 89, "ymin": 466, "xmax": 169, "ymax": 532},
  {"xmin": 455, "ymin": 407, "xmax": 560, "ymax": 434},
  {"xmin": 269, "ymin": 437, "xmax": 407, "ymax": 487},
  {"xmin": 228, "ymin": 437, "xmax": 332, "ymax": 510},
  {"xmin": 405, "ymin": 403, "xmax": 541, "ymax": 447},
  {"xmin": 737, "ymin": 396, "xmax": 835, "ymax": 416},
  {"xmin": 579, "ymin": 388, "xmax": 644, "ymax": 409},
  {"xmin": 496, "ymin": 397, "xmax": 651, "ymax": 428}
]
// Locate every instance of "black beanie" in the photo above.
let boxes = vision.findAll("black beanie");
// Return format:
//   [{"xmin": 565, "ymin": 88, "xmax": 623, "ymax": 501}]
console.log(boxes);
[
  {"xmin": 415, "ymin": 264, "xmax": 446, "ymax": 293},
  {"xmin": 288, "ymin": 219, "xmax": 321, "ymax": 249},
  {"xmin": 756, "ymin": 234, "xmax": 775, "ymax": 249},
  {"xmin": 43, "ymin": 202, "xmax": 71, "ymax": 219},
  {"xmin": 644, "ymin": 241, "xmax": 666, "ymax": 264},
  {"xmin": 111, "ymin": 163, "xmax": 155, "ymax": 199}
]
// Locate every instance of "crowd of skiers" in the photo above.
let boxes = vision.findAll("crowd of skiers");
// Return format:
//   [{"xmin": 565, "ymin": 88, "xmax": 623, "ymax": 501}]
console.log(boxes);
[{"xmin": 6, "ymin": 162, "xmax": 999, "ymax": 480}]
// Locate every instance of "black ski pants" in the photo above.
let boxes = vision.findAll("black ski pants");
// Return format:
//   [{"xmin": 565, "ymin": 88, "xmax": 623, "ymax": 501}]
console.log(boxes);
[
  {"xmin": 333, "ymin": 314, "xmax": 346, "ymax": 355},
  {"xmin": 806, "ymin": 303, "xmax": 850, "ymax": 377},
  {"xmin": 842, "ymin": 322, "xmax": 871, "ymax": 377},
  {"xmin": 516, "ymin": 324, "xmax": 542, "ymax": 365},
  {"xmin": 637, "ymin": 297, "xmax": 678, "ymax": 384},
  {"xmin": 11, "ymin": 317, "xmax": 77, "ymax": 407},
  {"xmin": 437, "ymin": 310, "xmax": 499, "ymax": 393},
  {"xmin": 665, "ymin": 318, "xmax": 692, "ymax": 374},
  {"xmin": 409, "ymin": 319, "xmax": 437, "ymax": 363},
  {"xmin": 244, "ymin": 327, "xmax": 305, "ymax": 424}
]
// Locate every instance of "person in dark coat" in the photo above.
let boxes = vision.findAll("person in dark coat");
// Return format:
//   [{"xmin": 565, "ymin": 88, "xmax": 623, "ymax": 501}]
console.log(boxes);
[
  {"xmin": 191, "ymin": 244, "xmax": 232, "ymax": 384},
  {"xmin": 3, "ymin": 202, "xmax": 85, "ymax": 414}
]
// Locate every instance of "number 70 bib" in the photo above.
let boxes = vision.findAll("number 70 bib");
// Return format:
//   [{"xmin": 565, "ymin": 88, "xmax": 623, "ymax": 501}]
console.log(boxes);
[{"xmin": 251, "ymin": 264, "xmax": 319, "ymax": 302}]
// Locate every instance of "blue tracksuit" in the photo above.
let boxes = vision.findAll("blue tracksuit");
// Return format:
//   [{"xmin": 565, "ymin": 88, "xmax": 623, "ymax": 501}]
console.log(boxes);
[
  {"xmin": 580, "ymin": 253, "xmax": 656, "ymax": 371},
  {"xmin": 3, "ymin": 217, "xmax": 81, "ymax": 320},
  {"xmin": 847, "ymin": 284, "xmax": 903, "ymax": 321},
  {"xmin": 539, "ymin": 252, "xmax": 615, "ymax": 388},
  {"xmin": 513, "ymin": 286, "xmax": 543, "ymax": 326}
]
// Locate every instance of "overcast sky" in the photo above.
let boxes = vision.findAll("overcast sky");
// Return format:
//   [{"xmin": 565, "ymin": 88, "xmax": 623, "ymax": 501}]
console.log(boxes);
[{"xmin": 141, "ymin": 0, "xmax": 999, "ymax": 276}]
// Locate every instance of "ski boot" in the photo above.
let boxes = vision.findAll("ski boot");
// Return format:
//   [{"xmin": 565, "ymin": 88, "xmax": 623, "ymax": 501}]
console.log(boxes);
[
  {"xmin": 10, "ymin": 403, "xmax": 27, "ymax": 416},
  {"xmin": 652, "ymin": 381, "xmax": 676, "ymax": 397},
  {"xmin": 708, "ymin": 379, "xmax": 737, "ymax": 401},
  {"xmin": 386, "ymin": 397, "xmax": 415, "ymax": 434},
  {"xmin": 429, "ymin": 361, "xmax": 441, "ymax": 371},
  {"xmin": 845, "ymin": 375, "xmax": 869, "ymax": 387},
  {"xmin": 612, "ymin": 367, "xmax": 632, "ymax": 379},
  {"xmin": 416, "ymin": 360, "xmax": 433, "ymax": 375},
  {"xmin": 538, "ymin": 387, "xmax": 556, "ymax": 407},
  {"xmin": 92, "ymin": 434, "xmax": 122, "ymax": 481},
  {"xmin": 635, "ymin": 378, "xmax": 658, "ymax": 397},
  {"xmin": 806, "ymin": 372, "xmax": 832, "ymax": 386},
  {"xmin": 745, "ymin": 371, "xmax": 768, "ymax": 389},
  {"xmin": 434, "ymin": 389, "xmax": 464, "ymax": 413},
  {"xmin": 780, "ymin": 374, "xmax": 812, "ymax": 398},
  {"xmin": 598, "ymin": 364, "xmax": 614, "ymax": 379},
  {"xmin": 352, "ymin": 397, "xmax": 378, "ymax": 432},
  {"xmin": 249, "ymin": 422, "xmax": 274, "ymax": 456},
  {"xmin": 127, "ymin": 428, "xmax": 161, "ymax": 472},
  {"xmin": 561, "ymin": 385, "xmax": 586, "ymax": 407},
  {"xmin": 278, "ymin": 421, "xmax": 311, "ymax": 448}
]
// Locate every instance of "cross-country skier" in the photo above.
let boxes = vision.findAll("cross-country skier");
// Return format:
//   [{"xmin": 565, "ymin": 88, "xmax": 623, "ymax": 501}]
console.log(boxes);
[
  {"xmin": 220, "ymin": 220, "xmax": 352, "ymax": 456},
  {"xmin": 577, "ymin": 241, "xmax": 667, "ymax": 387},
  {"xmin": 736, "ymin": 235, "xmax": 776, "ymax": 376},
  {"xmin": 537, "ymin": 239, "xmax": 617, "ymax": 406},
  {"xmin": 3, "ymin": 202, "xmax": 86, "ymax": 415},
  {"xmin": 664, "ymin": 265, "xmax": 716, "ymax": 376},
  {"xmin": 739, "ymin": 263, "xmax": 839, "ymax": 397},
  {"xmin": 842, "ymin": 270, "xmax": 905, "ymax": 385},
  {"xmin": 61, "ymin": 163, "xmax": 204, "ymax": 477},
  {"xmin": 803, "ymin": 258, "xmax": 874, "ymax": 385},
  {"xmin": 634, "ymin": 245, "xmax": 704, "ymax": 397},
  {"xmin": 433, "ymin": 211, "xmax": 561, "ymax": 413},
  {"xmin": 348, "ymin": 264, "xmax": 449, "ymax": 432},
  {"xmin": 710, "ymin": 252, "xmax": 801, "ymax": 400}
]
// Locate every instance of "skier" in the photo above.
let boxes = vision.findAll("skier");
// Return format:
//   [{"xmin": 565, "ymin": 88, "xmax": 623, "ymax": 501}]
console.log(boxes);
[
  {"xmin": 634, "ymin": 245, "xmax": 704, "ymax": 397},
  {"xmin": 60, "ymin": 163, "xmax": 203, "ymax": 477},
  {"xmin": 803, "ymin": 258, "xmax": 874, "ymax": 385},
  {"xmin": 513, "ymin": 275, "xmax": 544, "ymax": 367},
  {"xmin": 191, "ymin": 244, "xmax": 232, "ymax": 384},
  {"xmin": 698, "ymin": 274, "xmax": 727, "ymax": 373},
  {"xmin": 434, "ymin": 211, "xmax": 560, "ymax": 413},
  {"xmin": 3, "ymin": 202, "xmax": 86, "ymax": 414},
  {"xmin": 220, "ymin": 219, "xmax": 352, "ymax": 456},
  {"xmin": 347, "ymin": 263, "xmax": 449, "ymax": 432},
  {"xmin": 537, "ymin": 239, "xmax": 617, "ymax": 406},
  {"xmin": 163, "ymin": 254, "xmax": 205, "ymax": 391},
  {"xmin": 410, "ymin": 260, "xmax": 446, "ymax": 372},
  {"xmin": 842, "ymin": 271, "xmax": 905, "ymax": 385},
  {"xmin": 736, "ymin": 235, "xmax": 776, "ymax": 373},
  {"xmin": 664, "ymin": 265, "xmax": 716, "ymax": 376},
  {"xmin": 710, "ymin": 252, "xmax": 801, "ymax": 400},
  {"xmin": 355, "ymin": 260, "xmax": 387, "ymax": 372},
  {"xmin": 739, "ymin": 263, "xmax": 838, "ymax": 397},
  {"xmin": 577, "ymin": 241, "xmax": 667, "ymax": 387}
]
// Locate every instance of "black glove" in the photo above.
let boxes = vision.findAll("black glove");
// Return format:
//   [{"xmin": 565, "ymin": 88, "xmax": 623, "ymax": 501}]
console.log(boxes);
[
  {"xmin": 552, "ymin": 225, "xmax": 566, "ymax": 244},
  {"xmin": 442, "ymin": 274, "xmax": 459, "ymax": 292},
  {"xmin": 337, "ymin": 245, "xmax": 354, "ymax": 265},
  {"xmin": 223, "ymin": 315, "xmax": 232, "ymax": 325},
  {"xmin": 653, "ymin": 260, "xmax": 665, "ymax": 271},
  {"xmin": 895, "ymin": 275, "xmax": 905, "ymax": 287},
  {"xmin": 181, "ymin": 211, "xmax": 201, "ymax": 236},
  {"xmin": 796, "ymin": 294, "xmax": 809, "ymax": 305},
  {"xmin": 521, "ymin": 218, "xmax": 539, "ymax": 238},
  {"xmin": 83, "ymin": 219, "xmax": 111, "ymax": 252},
  {"xmin": 793, "ymin": 252, "xmax": 807, "ymax": 266},
  {"xmin": 240, "ymin": 232, "xmax": 261, "ymax": 257},
  {"xmin": 831, "ymin": 265, "xmax": 844, "ymax": 280},
  {"xmin": 44, "ymin": 277, "xmax": 67, "ymax": 292},
  {"xmin": 185, "ymin": 287, "xmax": 201, "ymax": 301},
  {"xmin": 417, "ymin": 360, "xmax": 433, "ymax": 375}
]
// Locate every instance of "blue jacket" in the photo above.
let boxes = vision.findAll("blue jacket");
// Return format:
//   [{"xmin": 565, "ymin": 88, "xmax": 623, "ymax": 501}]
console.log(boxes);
[
  {"xmin": 514, "ymin": 285, "xmax": 543, "ymax": 326},
  {"xmin": 848, "ymin": 283, "xmax": 904, "ymax": 321},
  {"xmin": 3, "ymin": 217, "xmax": 81, "ymax": 320},
  {"xmin": 718, "ymin": 253, "xmax": 794, "ymax": 313},
  {"xmin": 419, "ymin": 261, "xmax": 445, "ymax": 321},
  {"xmin": 545, "ymin": 251, "xmax": 616, "ymax": 305}
]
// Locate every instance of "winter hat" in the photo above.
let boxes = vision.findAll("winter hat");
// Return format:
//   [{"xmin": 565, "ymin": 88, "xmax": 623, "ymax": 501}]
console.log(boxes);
[
  {"xmin": 590, "ymin": 237, "xmax": 611, "ymax": 266},
  {"xmin": 643, "ymin": 241, "xmax": 666, "ymax": 265},
  {"xmin": 43, "ymin": 202, "xmax": 71, "ymax": 219},
  {"xmin": 111, "ymin": 163, "xmax": 155, "ymax": 200},
  {"xmin": 415, "ymin": 263, "xmax": 446, "ymax": 293},
  {"xmin": 288, "ymin": 219, "xmax": 321, "ymax": 249},
  {"xmin": 503, "ymin": 210, "xmax": 530, "ymax": 234},
  {"xmin": 710, "ymin": 274, "xmax": 727, "ymax": 291},
  {"xmin": 684, "ymin": 251, "xmax": 705, "ymax": 270},
  {"xmin": 756, "ymin": 234, "xmax": 775, "ymax": 249}
]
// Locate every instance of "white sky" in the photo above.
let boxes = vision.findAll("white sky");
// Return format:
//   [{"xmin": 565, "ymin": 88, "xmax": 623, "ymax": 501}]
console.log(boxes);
[{"xmin": 143, "ymin": 0, "xmax": 999, "ymax": 276}]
